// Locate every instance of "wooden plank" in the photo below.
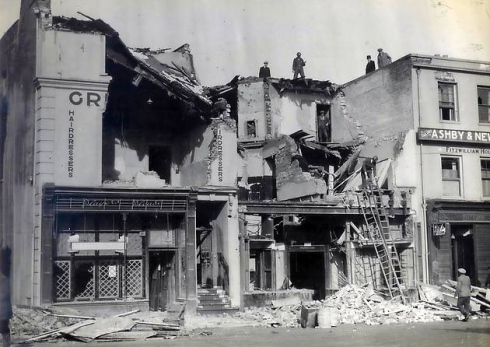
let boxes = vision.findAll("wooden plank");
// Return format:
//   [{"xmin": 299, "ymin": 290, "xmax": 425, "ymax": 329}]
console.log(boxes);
[
  {"xmin": 65, "ymin": 317, "xmax": 135, "ymax": 342},
  {"xmin": 134, "ymin": 321, "xmax": 181, "ymax": 330},
  {"xmin": 52, "ymin": 314, "xmax": 95, "ymax": 320},
  {"xmin": 114, "ymin": 309, "xmax": 140, "ymax": 317}
]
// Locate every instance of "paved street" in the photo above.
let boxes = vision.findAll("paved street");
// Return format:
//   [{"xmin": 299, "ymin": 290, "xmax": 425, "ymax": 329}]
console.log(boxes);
[{"xmin": 28, "ymin": 318, "xmax": 490, "ymax": 347}]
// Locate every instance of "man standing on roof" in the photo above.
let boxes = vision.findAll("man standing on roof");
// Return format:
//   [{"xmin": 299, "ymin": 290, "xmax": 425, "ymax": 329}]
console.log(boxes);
[
  {"xmin": 259, "ymin": 61, "xmax": 271, "ymax": 78},
  {"xmin": 361, "ymin": 156, "xmax": 378, "ymax": 189},
  {"xmin": 455, "ymin": 268, "xmax": 472, "ymax": 322},
  {"xmin": 365, "ymin": 55, "xmax": 376, "ymax": 74},
  {"xmin": 377, "ymin": 48, "xmax": 392, "ymax": 68},
  {"xmin": 292, "ymin": 52, "xmax": 306, "ymax": 79}
]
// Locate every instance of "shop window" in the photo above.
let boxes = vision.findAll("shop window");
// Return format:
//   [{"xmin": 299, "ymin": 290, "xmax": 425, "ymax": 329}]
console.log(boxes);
[
  {"xmin": 316, "ymin": 105, "xmax": 331, "ymax": 142},
  {"xmin": 441, "ymin": 156, "xmax": 461, "ymax": 196},
  {"xmin": 478, "ymin": 86, "xmax": 490, "ymax": 123},
  {"xmin": 438, "ymin": 83, "xmax": 457, "ymax": 121},
  {"xmin": 481, "ymin": 159, "xmax": 490, "ymax": 197},
  {"xmin": 149, "ymin": 146, "xmax": 171, "ymax": 184},
  {"xmin": 246, "ymin": 120, "xmax": 257, "ymax": 138}
]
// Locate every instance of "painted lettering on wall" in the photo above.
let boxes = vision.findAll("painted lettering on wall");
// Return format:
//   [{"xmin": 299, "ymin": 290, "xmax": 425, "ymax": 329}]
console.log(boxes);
[
  {"xmin": 445, "ymin": 147, "xmax": 490, "ymax": 154},
  {"xmin": 217, "ymin": 128, "xmax": 223, "ymax": 182},
  {"xmin": 419, "ymin": 127, "xmax": 490, "ymax": 144},
  {"xmin": 69, "ymin": 91, "xmax": 103, "ymax": 107},
  {"xmin": 68, "ymin": 110, "xmax": 75, "ymax": 178}
]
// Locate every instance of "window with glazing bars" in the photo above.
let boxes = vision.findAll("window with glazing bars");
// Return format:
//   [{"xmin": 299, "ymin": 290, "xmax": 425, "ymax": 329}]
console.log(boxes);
[
  {"xmin": 441, "ymin": 156, "xmax": 461, "ymax": 196},
  {"xmin": 438, "ymin": 83, "xmax": 457, "ymax": 121},
  {"xmin": 481, "ymin": 159, "xmax": 490, "ymax": 197},
  {"xmin": 478, "ymin": 86, "xmax": 490, "ymax": 123}
]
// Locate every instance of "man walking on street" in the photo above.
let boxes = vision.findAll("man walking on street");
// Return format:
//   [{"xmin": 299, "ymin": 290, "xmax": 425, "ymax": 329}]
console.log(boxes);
[
  {"xmin": 455, "ymin": 268, "xmax": 472, "ymax": 322},
  {"xmin": 0, "ymin": 240, "xmax": 12, "ymax": 347}
]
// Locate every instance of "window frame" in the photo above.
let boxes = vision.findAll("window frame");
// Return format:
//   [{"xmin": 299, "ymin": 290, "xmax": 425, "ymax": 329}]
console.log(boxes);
[
  {"xmin": 246, "ymin": 119, "xmax": 258, "ymax": 138},
  {"xmin": 478, "ymin": 86, "xmax": 490, "ymax": 124},
  {"xmin": 481, "ymin": 158, "xmax": 490, "ymax": 198},
  {"xmin": 441, "ymin": 156, "xmax": 462, "ymax": 197},
  {"xmin": 438, "ymin": 82, "xmax": 458, "ymax": 122}
]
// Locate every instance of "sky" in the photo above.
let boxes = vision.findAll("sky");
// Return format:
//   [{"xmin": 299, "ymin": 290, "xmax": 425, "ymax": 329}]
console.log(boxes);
[{"xmin": 1, "ymin": 0, "xmax": 489, "ymax": 86}]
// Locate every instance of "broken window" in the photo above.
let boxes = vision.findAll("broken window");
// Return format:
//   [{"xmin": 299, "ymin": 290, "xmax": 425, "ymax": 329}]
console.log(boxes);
[
  {"xmin": 438, "ymin": 83, "xmax": 457, "ymax": 121},
  {"xmin": 481, "ymin": 158, "xmax": 490, "ymax": 197},
  {"xmin": 149, "ymin": 146, "xmax": 172, "ymax": 184},
  {"xmin": 246, "ymin": 120, "xmax": 257, "ymax": 138},
  {"xmin": 316, "ymin": 105, "xmax": 331, "ymax": 142},
  {"xmin": 441, "ymin": 156, "xmax": 461, "ymax": 196},
  {"xmin": 478, "ymin": 86, "xmax": 490, "ymax": 123}
]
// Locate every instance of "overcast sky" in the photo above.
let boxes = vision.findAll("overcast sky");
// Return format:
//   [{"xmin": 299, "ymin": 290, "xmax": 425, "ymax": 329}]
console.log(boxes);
[{"xmin": 1, "ymin": 0, "xmax": 489, "ymax": 86}]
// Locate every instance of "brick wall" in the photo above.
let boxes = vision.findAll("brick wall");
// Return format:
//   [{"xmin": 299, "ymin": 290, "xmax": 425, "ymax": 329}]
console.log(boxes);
[{"xmin": 332, "ymin": 58, "xmax": 415, "ymax": 145}]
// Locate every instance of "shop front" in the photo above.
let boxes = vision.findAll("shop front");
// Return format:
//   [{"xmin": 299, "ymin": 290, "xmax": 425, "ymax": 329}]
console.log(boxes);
[
  {"xmin": 427, "ymin": 200, "xmax": 490, "ymax": 287},
  {"xmin": 41, "ymin": 186, "xmax": 198, "ymax": 312}
]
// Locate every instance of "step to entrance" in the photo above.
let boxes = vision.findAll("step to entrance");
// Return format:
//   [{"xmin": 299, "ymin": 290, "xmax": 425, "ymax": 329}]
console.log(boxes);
[{"xmin": 197, "ymin": 287, "xmax": 237, "ymax": 315}]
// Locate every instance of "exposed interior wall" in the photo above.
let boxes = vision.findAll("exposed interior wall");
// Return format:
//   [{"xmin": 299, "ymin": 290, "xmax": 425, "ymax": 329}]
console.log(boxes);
[
  {"xmin": 271, "ymin": 88, "xmax": 325, "ymax": 137},
  {"xmin": 0, "ymin": 0, "xmax": 39, "ymax": 305},
  {"xmin": 178, "ymin": 121, "xmax": 237, "ymax": 187},
  {"xmin": 332, "ymin": 58, "xmax": 414, "ymax": 144},
  {"xmin": 237, "ymin": 81, "xmax": 266, "ymax": 141}
]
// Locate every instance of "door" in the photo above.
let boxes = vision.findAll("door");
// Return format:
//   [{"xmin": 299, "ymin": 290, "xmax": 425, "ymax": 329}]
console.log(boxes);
[
  {"xmin": 197, "ymin": 228, "xmax": 214, "ymax": 288},
  {"xmin": 149, "ymin": 250, "xmax": 175, "ymax": 311},
  {"xmin": 451, "ymin": 225, "xmax": 475, "ymax": 283}
]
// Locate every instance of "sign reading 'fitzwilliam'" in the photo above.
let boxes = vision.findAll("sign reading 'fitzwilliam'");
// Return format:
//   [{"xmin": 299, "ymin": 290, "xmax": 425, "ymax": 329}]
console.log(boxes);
[{"xmin": 419, "ymin": 128, "xmax": 490, "ymax": 144}]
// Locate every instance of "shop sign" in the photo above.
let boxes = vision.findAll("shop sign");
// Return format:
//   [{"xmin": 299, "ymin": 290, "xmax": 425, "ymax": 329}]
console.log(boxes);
[
  {"xmin": 54, "ymin": 88, "xmax": 105, "ymax": 186},
  {"xmin": 56, "ymin": 196, "xmax": 187, "ymax": 212},
  {"xmin": 444, "ymin": 147, "xmax": 490, "ymax": 154},
  {"xmin": 419, "ymin": 128, "xmax": 490, "ymax": 144},
  {"xmin": 432, "ymin": 223, "xmax": 447, "ymax": 236}
]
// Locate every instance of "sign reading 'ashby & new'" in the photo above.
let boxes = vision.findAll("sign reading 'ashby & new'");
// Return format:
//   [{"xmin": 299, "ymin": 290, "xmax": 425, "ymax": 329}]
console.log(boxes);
[{"xmin": 419, "ymin": 128, "xmax": 490, "ymax": 144}]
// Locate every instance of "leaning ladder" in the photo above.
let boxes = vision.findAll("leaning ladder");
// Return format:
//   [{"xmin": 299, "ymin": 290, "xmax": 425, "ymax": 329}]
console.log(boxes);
[{"xmin": 359, "ymin": 183, "xmax": 407, "ymax": 304}]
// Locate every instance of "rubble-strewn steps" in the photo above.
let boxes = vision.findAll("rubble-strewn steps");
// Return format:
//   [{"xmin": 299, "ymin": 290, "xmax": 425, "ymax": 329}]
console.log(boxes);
[{"xmin": 197, "ymin": 287, "xmax": 238, "ymax": 315}]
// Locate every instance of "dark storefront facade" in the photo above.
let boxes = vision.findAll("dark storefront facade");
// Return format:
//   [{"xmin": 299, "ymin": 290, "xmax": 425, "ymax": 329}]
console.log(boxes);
[
  {"xmin": 41, "ymin": 186, "xmax": 197, "ymax": 311},
  {"xmin": 427, "ymin": 200, "xmax": 490, "ymax": 287}
]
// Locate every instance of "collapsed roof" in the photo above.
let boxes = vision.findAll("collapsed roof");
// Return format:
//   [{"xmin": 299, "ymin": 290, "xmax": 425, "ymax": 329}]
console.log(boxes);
[{"xmin": 52, "ymin": 16, "xmax": 212, "ymax": 114}]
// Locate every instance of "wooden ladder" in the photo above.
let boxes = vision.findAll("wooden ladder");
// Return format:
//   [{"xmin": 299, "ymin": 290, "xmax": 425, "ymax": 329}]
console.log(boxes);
[{"xmin": 359, "ymin": 183, "xmax": 407, "ymax": 304}]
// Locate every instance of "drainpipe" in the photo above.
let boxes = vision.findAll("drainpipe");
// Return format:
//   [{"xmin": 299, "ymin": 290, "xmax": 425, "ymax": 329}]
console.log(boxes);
[{"xmin": 416, "ymin": 68, "xmax": 429, "ymax": 284}]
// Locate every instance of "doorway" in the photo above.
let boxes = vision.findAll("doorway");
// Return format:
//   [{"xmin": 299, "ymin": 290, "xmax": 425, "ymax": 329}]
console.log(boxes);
[
  {"xmin": 197, "ymin": 228, "xmax": 214, "ymax": 288},
  {"xmin": 149, "ymin": 250, "xmax": 175, "ymax": 311},
  {"xmin": 289, "ymin": 249, "xmax": 326, "ymax": 300},
  {"xmin": 451, "ymin": 225, "xmax": 476, "ymax": 283}
]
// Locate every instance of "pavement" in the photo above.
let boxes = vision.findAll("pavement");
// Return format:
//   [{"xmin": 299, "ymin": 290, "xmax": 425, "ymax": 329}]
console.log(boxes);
[{"xmin": 25, "ymin": 317, "xmax": 490, "ymax": 347}]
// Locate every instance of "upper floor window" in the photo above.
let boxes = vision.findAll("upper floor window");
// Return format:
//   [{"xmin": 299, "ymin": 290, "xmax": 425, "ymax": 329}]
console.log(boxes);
[
  {"xmin": 246, "ymin": 120, "xmax": 257, "ymax": 138},
  {"xmin": 478, "ymin": 86, "xmax": 490, "ymax": 124},
  {"xmin": 481, "ymin": 158, "xmax": 490, "ymax": 197},
  {"xmin": 441, "ymin": 156, "xmax": 461, "ymax": 196},
  {"xmin": 438, "ymin": 83, "xmax": 457, "ymax": 122}
]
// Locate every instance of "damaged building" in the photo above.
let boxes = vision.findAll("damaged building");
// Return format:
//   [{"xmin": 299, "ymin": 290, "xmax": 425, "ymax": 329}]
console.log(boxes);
[
  {"xmin": 331, "ymin": 54, "xmax": 490, "ymax": 288},
  {"xmin": 208, "ymin": 76, "xmax": 414, "ymax": 304},
  {"xmin": 0, "ymin": 1, "xmax": 240, "ymax": 315}
]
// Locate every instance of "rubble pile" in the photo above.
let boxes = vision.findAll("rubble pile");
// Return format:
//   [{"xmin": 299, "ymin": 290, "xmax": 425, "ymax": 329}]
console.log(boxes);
[
  {"xmin": 231, "ymin": 285, "xmax": 444, "ymax": 328},
  {"xmin": 315, "ymin": 285, "xmax": 443, "ymax": 325},
  {"xmin": 11, "ymin": 307, "xmax": 84, "ymax": 337},
  {"xmin": 10, "ymin": 308, "xmax": 182, "ymax": 344}
]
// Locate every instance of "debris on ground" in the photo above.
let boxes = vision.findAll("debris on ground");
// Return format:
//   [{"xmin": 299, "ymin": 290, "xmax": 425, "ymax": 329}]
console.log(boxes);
[
  {"xmin": 12, "ymin": 307, "xmax": 182, "ymax": 344},
  {"xmin": 9, "ymin": 283, "xmax": 490, "ymax": 342}
]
